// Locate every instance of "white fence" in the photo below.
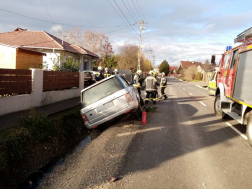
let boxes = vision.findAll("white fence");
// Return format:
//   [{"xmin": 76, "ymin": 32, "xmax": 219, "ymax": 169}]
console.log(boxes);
[{"xmin": 0, "ymin": 69, "xmax": 85, "ymax": 116}]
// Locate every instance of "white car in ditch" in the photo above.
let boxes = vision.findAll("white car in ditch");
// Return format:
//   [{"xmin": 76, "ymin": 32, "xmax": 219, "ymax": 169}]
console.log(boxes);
[{"xmin": 80, "ymin": 75, "xmax": 142, "ymax": 129}]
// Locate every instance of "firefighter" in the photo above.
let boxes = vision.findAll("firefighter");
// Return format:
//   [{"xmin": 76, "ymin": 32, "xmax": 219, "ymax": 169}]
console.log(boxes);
[
  {"xmin": 153, "ymin": 69, "xmax": 160, "ymax": 97},
  {"xmin": 133, "ymin": 70, "xmax": 142, "ymax": 96},
  {"xmin": 104, "ymin": 68, "xmax": 111, "ymax": 78},
  {"xmin": 114, "ymin": 69, "xmax": 119, "ymax": 75},
  {"xmin": 145, "ymin": 70, "xmax": 158, "ymax": 104},
  {"xmin": 160, "ymin": 72, "xmax": 168, "ymax": 100},
  {"xmin": 95, "ymin": 66, "xmax": 104, "ymax": 82}
]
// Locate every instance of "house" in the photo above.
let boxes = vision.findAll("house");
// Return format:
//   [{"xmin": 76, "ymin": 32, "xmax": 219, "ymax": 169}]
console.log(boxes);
[
  {"xmin": 0, "ymin": 43, "xmax": 46, "ymax": 69},
  {"xmin": 169, "ymin": 66, "xmax": 178, "ymax": 74},
  {"xmin": 178, "ymin": 61, "xmax": 203, "ymax": 70},
  {"xmin": 0, "ymin": 28, "xmax": 99, "ymax": 71}
]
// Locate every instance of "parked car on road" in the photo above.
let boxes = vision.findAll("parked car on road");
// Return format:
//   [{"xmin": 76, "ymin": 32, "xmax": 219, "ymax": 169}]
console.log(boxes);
[{"xmin": 80, "ymin": 75, "xmax": 142, "ymax": 129}]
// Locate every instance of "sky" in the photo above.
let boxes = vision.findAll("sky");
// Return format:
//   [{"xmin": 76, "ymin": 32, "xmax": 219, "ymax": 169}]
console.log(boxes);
[{"xmin": 1, "ymin": 0, "xmax": 252, "ymax": 67}]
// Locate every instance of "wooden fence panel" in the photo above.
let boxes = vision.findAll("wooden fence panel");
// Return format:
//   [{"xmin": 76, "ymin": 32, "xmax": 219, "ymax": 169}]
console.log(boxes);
[
  {"xmin": 43, "ymin": 71, "xmax": 79, "ymax": 92},
  {"xmin": 0, "ymin": 68, "xmax": 32, "ymax": 96}
]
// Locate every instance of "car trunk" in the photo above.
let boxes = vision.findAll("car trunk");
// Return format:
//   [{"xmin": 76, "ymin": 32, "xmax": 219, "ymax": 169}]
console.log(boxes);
[{"xmin": 85, "ymin": 92, "xmax": 128, "ymax": 124}]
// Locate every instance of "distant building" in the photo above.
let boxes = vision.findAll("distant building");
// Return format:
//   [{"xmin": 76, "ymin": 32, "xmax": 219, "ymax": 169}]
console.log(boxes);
[
  {"xmin": 169, "ymin": 66, "xmax": 178, "ymax": 74},
  {"xmin": 178, "ymin": 61, "xmax": 203, "ymax": 70},
  {"xmin": 0, "ymin": 28, "xmax": 99, "ymax": 70}
]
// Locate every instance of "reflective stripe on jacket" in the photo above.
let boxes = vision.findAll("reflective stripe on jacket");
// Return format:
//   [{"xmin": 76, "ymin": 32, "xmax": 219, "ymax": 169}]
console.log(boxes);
[
  {"xmin": 104, "ymin": 73, "xmax": 111, "ymax": 78},
  {"xmin": 145, "ymin": 76, "xmax": 157, "ymax": 91}
]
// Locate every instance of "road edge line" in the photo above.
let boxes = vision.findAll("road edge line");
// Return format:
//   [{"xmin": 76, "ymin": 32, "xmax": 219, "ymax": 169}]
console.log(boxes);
[
  {"xmin": 225, "ymin": 122, "xmax": 248, "ymax": 140},
  {"xmin": 199, "ymin": 101, "xmax": 207, "ymax": 106}
]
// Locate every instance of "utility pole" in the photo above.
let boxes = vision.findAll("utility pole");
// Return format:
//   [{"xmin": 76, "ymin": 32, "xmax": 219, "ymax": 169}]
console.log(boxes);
[
  {"xmin": 153, "ymin": 55, "xmax": 156, "ymax": 68},
  {"xmin": 148, "ymin": 48, "xmax": 153, "ymax": 65},
  {"xmin": 137, "ymin": 20, "xmax": 146, "ymax": 71}
]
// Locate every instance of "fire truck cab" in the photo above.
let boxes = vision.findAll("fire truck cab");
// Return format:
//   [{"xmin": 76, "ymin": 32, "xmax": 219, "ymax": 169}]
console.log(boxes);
[{"xmin": 214, "ymin": 27, "xmax": 252, "ymax": 146}]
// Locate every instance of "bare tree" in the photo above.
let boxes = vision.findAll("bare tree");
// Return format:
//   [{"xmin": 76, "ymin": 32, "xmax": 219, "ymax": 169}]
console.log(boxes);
[
  {"xmin": 117, "ymin": 44, "xmax": 152, "ymax": 73},
  {"xmin": 184, "ymin": 65, "xmax": 198, "ymax": 81}
]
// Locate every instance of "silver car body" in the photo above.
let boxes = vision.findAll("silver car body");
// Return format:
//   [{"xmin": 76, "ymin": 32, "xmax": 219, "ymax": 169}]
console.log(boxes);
[
  {"xmin": 82, "ymin": 70, "xmax": 99, "ymax": 80},
  {"xmin": 80, "ymin": 75, "xmax": 139, "ymax": 129}
]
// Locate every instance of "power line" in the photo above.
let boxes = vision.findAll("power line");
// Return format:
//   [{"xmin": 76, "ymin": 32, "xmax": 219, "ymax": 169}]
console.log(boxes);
[
  {"xmin": 107, "ymin": 0, "xmax": 138, "ymax": 38},
  {"xmin": 122, "ymin": 0, "xmax": 137, "ymax": 23},
  {"xmin": 39, "ymin": 0, "xmax": 55, "ymax": 25},
  {"xmin": 126, "ymin": 0, "xmax": 140, "ymax": 22},
  {"xmin": 0, "ymin": 8, "xmax": 127, "ymax": 28},
  {"xmin": 130, "ymin": 0, "xmax": 142, "ymax": 20},
  {"xmin": 136, "ymin": 0, "xmax": 147, "ymax": 22},
  {"xmin": 63, "ymin": 26, "xmax": 129, "ymax": 38},
  {"xmin": 113, "ymin": 0, "xmax": 139, "ymax": 38},
  {"xmin": 105, "ymin": 26, "xmax": 129, "ymax": 34}
]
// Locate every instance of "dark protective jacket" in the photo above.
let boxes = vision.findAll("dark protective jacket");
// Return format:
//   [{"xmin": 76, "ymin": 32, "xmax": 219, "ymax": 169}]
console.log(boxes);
[
  {"xmin": 160, "ymin": 77, "xmax": 167, "ymax": 87},
  {"xmin": 145, "ymin": 76, "xmax": 157, "ymax": 92},
  {"xmin": 95, "ymin": 71, "xmax": 104, "ymax": 81}
]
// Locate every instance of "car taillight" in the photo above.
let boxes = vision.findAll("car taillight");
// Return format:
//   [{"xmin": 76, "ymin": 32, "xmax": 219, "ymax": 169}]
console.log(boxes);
[
  {"xmin": 82, "ymin": 114, "xmax": 88, "ymax": 122},
  {"xmin": 125, "ymin": 93, "xmax": 133, "ymax": 102}
]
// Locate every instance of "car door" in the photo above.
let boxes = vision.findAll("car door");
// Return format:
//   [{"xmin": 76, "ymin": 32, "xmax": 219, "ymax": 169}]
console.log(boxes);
[
  {"xmin": 223, "ymin": 52, "xmax": 232, "ymax": 96},
  {"xmin": 217, "ymin": 54, "xmax": 226, "ymax": 87},
  {"xmin": 229, "ymin": 49, "xmax": 239, "ymax": 97}
]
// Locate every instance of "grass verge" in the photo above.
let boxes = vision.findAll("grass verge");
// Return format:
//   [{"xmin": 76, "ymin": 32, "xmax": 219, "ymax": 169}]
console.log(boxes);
[{"xmin": 0, "ymin": 105, "xmax": 88, "ymax": 188}]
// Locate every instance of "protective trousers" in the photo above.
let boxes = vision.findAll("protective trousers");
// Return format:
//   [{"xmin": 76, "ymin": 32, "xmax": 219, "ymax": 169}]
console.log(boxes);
[
  {"xmin": 145, "ymin": 91, "xmax": 157, "ymax": 104},
  {"xmin": 137, "ymin": 87, "xmax": 141, "ymax": 96},
  {"xmin": 161, "ymin": 87, "xmax": 167, "ymax": 99}
]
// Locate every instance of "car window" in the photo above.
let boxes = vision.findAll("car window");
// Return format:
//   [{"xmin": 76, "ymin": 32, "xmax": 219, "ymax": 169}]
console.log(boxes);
[
  {"xmin": 230, "ymin": 50, "xmax": 238, "ymax": 69},
  {"xmin": 222, "ymin": 55, "xmax": 227, "ymax": 68},
  {"xmin": 119, "ymin": 76, "xmax": 130, "ymax": 86},
  {"xmin": 225, "ymin": 52, "xmax": 232, "ymax": 70},
  {"xmin": 82, "ymin": 77, "xmax": 123, "ymax": 107}
]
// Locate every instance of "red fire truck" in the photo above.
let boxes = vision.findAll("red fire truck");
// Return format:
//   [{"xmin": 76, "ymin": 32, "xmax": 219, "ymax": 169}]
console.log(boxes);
[{"xmin": 214, "ymin": 27, "xmax": 252, "ymax": 146}]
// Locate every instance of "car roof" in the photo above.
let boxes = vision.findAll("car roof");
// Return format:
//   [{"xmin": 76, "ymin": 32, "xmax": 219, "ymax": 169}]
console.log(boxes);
[{"xmin": 81, "ymin": 75, "xmax": 119, "ymax": 93}]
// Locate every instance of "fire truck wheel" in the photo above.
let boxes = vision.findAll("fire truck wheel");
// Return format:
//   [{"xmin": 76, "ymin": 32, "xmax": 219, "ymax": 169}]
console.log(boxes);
[
  {"xmin": 214, "ymin": 94, "xmax": 228, "ymax": 119},
  {"xmin": 246, "ymin": 112, "xmax": 252, "ymax": 147}
]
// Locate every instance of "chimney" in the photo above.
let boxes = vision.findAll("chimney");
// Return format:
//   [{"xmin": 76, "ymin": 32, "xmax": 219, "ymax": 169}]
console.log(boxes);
[{"xmin": 14, "ymin": 28, "xmax": 27, "ymax": 31}]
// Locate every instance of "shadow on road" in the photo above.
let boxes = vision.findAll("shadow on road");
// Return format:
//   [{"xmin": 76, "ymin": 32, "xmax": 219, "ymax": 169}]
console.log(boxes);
[{"xmin": 113, "ymin": 95, "xmax": 243, "ymax": 179}]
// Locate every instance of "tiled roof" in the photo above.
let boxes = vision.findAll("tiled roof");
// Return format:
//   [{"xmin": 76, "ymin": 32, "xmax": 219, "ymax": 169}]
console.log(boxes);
[
  {"xmin": 0, "ymin": 30, "xmax": 99, "ymax": 58},
  {"xmin": 180, "ymin": 61, "xmax": 202, "ymax": 69},
  {"xmin": 71, "ymin": 45, "xmax": 99, "ymax": 58},
  {"xmin": 170, "ymin": 66, "xmax": 178, "ymax": 70}
]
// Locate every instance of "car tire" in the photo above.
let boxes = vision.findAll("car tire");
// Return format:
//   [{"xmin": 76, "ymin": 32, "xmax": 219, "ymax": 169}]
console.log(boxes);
[
  {"xmin": 214, "ymin": 94, "xmax": 227, "ymax": 119},
  {"xmin": 246, "ymin": 112, "xmax": 252, "ymax": 147}
]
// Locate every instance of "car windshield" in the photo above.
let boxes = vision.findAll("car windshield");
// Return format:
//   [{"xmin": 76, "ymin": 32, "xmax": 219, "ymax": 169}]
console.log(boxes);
[{"xmin": 82, "ymin": 77, "xmax": 123, "ymax": 107}]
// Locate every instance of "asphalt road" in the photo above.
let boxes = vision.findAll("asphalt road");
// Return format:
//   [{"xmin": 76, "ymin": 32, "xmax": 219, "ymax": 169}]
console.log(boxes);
[
  {"xmin": 38, "ymin": 77, "xmax": 252, "ymax": 189},
  {"xmin": 109, "ymin": 77, "xmax": 252, "ymax": 189}
]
